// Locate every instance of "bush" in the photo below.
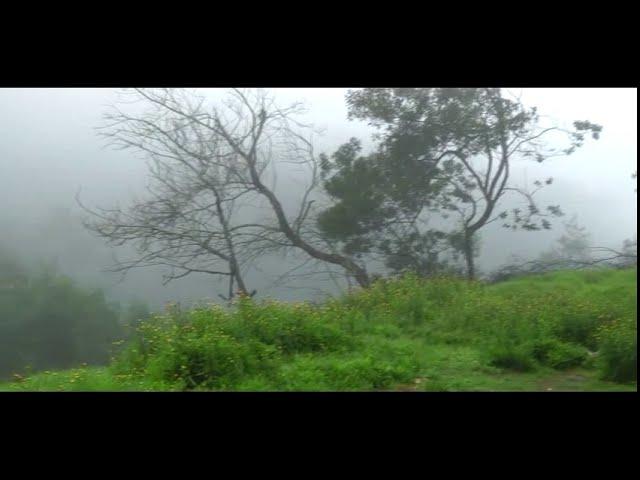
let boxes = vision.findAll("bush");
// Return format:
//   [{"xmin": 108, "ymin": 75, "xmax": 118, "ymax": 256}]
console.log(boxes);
[
  {"xmin": 63, "ymin": 268, "xmax": 637, "ymax": 391},
  {"xmin": 231, "ymin": 299, "xmax": 352, "ymax": 354},
  {"xmin": 553, "ymin": 304, "xmax": 602, "ymax": 349},
  {"xmin": 274, "ymin": 339, "xmax": 421, "ymax": 391},
  {"xmin": 111, "ymin": 308, "xmax": 276, "ymax": 389},
  {"xmin": 112, "ymin": 298, "xmax": 356, "ymax": 390},
  {"xmin": 486, "ymin": 342, "xmax": 536, "ymax": 372},
  {"xmin": 530, "ymin": 338, "xmax": 588, "ymax": 369},
  {"xmin": 596, "ymin": 317, "xmax": 637, "ymax": 383}
]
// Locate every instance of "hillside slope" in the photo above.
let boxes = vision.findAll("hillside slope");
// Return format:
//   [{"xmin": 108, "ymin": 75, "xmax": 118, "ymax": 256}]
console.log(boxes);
[{"xmin": 2, "ymin": 268, "xmax": 636, "ymax": 392}]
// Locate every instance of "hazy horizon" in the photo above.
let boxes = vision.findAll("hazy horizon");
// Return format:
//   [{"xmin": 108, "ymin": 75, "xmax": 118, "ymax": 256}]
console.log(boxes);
[{"xmin": 1, "ymin": 88, "xmax": 636, "ymax": 308}]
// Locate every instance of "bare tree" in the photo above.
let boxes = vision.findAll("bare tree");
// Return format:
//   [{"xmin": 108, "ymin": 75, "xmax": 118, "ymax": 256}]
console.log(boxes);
[
  {"xmin": 490, "ymin": 226, "xmax": 636, "ymax": 283},
  {"xmin": 491, "ymin": 243, "xmax": 637, "ymax": 282},
  {"xmin": 79, "ymin": 88, "xmax": 371, "ymax": 300}
]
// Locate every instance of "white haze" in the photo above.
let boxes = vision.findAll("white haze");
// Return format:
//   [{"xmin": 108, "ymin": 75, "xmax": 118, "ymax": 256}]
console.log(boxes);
[{"xmin": 0, "ymin": 88, "xmax": 636, "ymax": 308}]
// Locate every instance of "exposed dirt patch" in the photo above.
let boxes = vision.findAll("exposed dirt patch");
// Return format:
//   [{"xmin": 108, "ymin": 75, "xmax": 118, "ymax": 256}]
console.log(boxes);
[
  {"xmin": 394, "ymin": 377, "xmax": 427, "ymax": 391},
  {"xmin": 537, "ymin": 369, "xmax": 589, "ymax": 391}
]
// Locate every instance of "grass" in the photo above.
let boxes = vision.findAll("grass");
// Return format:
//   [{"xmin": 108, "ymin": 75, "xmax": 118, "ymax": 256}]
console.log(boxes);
[{"xmin": 1, "ymin": 267, "xmax": 636, "ymax": 392}]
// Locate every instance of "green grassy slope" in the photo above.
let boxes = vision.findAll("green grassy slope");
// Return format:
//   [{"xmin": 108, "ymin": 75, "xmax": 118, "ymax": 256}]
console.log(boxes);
[{"xmin": 2, "ymin": 268, "xmax": 636, "ymax": 392}]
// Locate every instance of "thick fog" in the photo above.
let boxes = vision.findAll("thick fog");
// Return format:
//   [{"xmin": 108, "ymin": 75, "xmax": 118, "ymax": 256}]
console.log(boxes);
[{"xmin": 1, "ymin": 88, "xmax": 636, "ymax": 309}]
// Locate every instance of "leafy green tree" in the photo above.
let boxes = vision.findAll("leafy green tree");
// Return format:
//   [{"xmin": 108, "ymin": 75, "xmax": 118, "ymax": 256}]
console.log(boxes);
[
  {"xmin": 0, "ymin": 249, "xmax": 123, "ymax": 378},
  {"xmin": 318, "ymin": 138, "xmax": 462, "ymax": 277},
  {"xmin": 319, "ymin": 88, "xmax": 601, "ymax": 279}
]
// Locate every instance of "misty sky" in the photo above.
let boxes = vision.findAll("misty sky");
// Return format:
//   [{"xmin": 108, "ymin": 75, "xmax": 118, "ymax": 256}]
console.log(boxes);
[{"xmin": 0, "ymin": 88, "xmax": 636, "ymax": 307}]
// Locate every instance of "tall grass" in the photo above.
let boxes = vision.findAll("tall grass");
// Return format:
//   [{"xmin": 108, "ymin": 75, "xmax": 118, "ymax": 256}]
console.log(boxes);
[{"xmin": 3, "ymin": 268, "xmax": 636, "ymax": 391}]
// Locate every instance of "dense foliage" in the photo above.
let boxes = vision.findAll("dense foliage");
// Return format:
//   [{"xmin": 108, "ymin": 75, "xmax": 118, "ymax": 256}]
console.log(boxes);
[
  {"xmin": 318, "ymin": 88, "xmax": 602, "ymax": 279},
  {"xmin": 0, "ymin": 249, "xmax": 125, "ymax": 378},
  {"xmin": 4, "ymin": 268, "xmax": 635, "ymax": 391}
]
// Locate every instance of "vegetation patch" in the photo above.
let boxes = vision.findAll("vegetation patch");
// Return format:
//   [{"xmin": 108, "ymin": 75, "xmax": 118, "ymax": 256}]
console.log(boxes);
[{"xmin": 2, "ymin": 268, "xmax": 636, "ymax": 392}]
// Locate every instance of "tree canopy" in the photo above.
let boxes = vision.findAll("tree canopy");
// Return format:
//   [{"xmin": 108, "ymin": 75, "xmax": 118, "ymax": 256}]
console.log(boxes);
[{"xmin": 318, "ymin": 88, "xmax": 602, "ymax": 279}]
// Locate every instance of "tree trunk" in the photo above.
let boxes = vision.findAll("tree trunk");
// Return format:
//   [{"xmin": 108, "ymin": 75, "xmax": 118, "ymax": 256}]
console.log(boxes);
[
  {"xmin": 246, "ymin": 152, "xmax": 371, "ymax": 288},
  {"xmin": 463, "ymin": 232, "xmax": 476, "ymax": 280}
]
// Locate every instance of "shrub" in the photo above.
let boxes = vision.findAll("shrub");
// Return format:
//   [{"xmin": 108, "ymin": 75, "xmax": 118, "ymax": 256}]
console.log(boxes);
[
  {"xmin": 596, "ymin": 316, "xmax": 637, "ymax": 383},
  {"xmin": 232, "ymin": 300, "xmax": 351, "ymax": 354},
  {"xmin": 486, "ymin": 342, "xmax": 536, "ymax": 372},
  {"xmin": 530, "ymin": 338, "xmax": 588, "ymax": 369},
  {"xmin": 553, "ymin": 304, "xmax": 601, "ymax": 349},
  {"xmin": 111, "ymin": 308, "xmax": 283, "ymax": 390},
  {"xmin": 273, "ymin": 339, "xmax": 421, "ymax": 391},
  {"xmin": 94, "ymin": 268, "xmax": 637, "ymax": 391}
]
